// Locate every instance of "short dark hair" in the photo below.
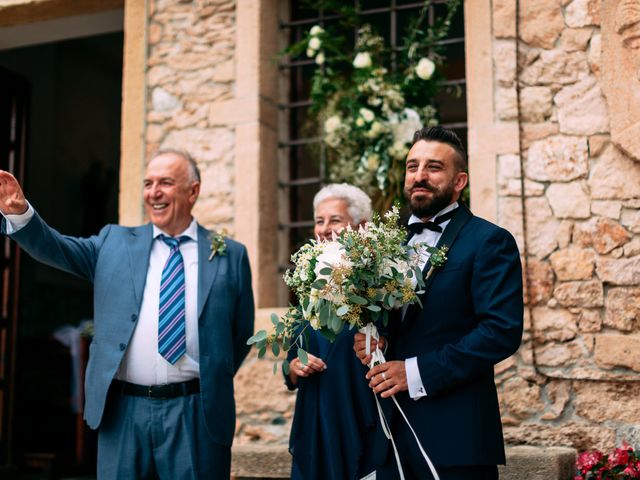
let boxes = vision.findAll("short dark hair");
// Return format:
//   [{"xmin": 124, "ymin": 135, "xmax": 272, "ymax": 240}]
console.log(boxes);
[
  {"xmin": 412, "ymin": 126, "xmax": 467, "ymax": 172},
  {"xmin": 150, "ymin": 148, "xmax": 201, "ymax": 183}
]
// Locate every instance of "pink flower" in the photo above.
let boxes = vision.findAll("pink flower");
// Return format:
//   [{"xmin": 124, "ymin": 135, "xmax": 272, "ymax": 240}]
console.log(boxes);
[
  {"xmin": 577, "ymin": 451, "xmax": 604, "ymax": 473},
  {"xmin": 608, "ymin": 447, "xmax": 631, "ymax": 467}
]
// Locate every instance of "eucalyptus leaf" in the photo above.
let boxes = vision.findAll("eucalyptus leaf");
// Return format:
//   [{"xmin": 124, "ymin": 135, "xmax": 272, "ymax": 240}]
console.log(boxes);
[
  {"xmin": 336, "ymin": 304, "xmax": 350, "ymax": 316},
  {"xmin": 348, "ymin": 294, "xmax": 368, "ymax": 305},
  {"xmin": 282, "ymin": 359, "xmax": 290, "ymax": 375},
  {"xmin": 298, "ymin": 348, "xmax": 309, "ymax": 365},
  {"xmin": 272, "ymin": 342, "xmax": 281, "ymax": 357}
]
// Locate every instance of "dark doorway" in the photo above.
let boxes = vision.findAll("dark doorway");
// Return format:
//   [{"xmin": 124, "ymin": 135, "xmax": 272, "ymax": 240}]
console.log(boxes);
[{"xmin": 0, "ymin": 31, "xmax": 123, "ymax": 476}]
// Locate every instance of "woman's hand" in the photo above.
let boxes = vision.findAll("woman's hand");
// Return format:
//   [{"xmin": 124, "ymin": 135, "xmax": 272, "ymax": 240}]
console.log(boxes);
[
  {"xmin": 353, "ymin": 332, "xmax": 387, "ymax": 366},
  {"xmin": 288, "ymin": 353, "xmax": 327, "ymax": 385}
]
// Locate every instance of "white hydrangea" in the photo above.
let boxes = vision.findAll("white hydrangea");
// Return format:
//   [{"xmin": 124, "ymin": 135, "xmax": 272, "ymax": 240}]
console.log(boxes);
[
  {"xmin": 353, "ymin": 52, "xmax": 372, "ymax": 69},
  {"xmin": 389, "ymin": 108, "xmax": 422, "ymax": 144},
  {"xmin": 324, "ymin": 115, "xmax": 342, "ymax": 134},
  {"xmin": 308, "ymin": 36, "xmax": 322, "ymax": 51},
  {"xmin": 415, "ymin": 57, "xmax": 436, "ymax": 80}
]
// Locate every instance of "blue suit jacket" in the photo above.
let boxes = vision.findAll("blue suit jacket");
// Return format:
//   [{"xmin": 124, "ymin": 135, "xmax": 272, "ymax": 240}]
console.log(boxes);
[
  {"xmin": 4, "ymin": 211, "xmax": 254, "ymax": 447},
  {"xmin": 380, "ymin": 205, "xmax": 523, "ymax": 467}
]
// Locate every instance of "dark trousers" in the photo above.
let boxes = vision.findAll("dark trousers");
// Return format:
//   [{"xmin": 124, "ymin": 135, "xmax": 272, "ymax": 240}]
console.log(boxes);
[
  {"xmin": 97, "ymin": 391, "xmax": 230, "ymax": 480},
  {"xmin": 376, "ymin": 418, "xmax": 499, "ymax": 480}
]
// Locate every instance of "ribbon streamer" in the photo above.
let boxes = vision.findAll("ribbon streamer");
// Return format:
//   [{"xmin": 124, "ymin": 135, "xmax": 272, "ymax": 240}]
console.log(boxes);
[{"xmin": 360, "ymin": 323, "xmax": 440, "ymax": 480}]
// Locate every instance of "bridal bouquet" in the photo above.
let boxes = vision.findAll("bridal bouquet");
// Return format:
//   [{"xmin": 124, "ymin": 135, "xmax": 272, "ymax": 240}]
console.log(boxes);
[{"xmin": 248, "ymin": 206, "xmax": 436, "ymax": 371}]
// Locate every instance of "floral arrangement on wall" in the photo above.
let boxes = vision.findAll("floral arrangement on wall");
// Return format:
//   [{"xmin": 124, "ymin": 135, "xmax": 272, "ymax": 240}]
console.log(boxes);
[{"xmin": 286, "ymin": 0, "xmax": 460, "ymax": 211}]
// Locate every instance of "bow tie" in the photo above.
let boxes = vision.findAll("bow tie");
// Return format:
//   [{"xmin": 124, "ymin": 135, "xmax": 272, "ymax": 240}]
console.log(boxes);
[{"xmin": 406, "ymin": 208, "xmax": 458, "ymax": 235}]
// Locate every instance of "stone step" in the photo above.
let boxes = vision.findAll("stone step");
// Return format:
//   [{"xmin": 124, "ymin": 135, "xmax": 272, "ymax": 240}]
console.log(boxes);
[{"xmin": 231, "ymin": 444, "xmax": 577, "ymax": 480}]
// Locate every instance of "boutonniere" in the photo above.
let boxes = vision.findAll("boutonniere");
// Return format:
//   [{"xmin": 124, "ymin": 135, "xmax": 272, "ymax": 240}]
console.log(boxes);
[
  {"xmin": 208, "ymin": 230, "xmax": 228, "ymax": 261},
  {"xmin": 425, "ymin": 245, "xmax": 449, "ymax": 280}
]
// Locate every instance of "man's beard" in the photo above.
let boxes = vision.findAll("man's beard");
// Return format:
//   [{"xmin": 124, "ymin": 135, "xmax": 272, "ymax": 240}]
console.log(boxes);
[{"xmin": 404, "ymin": 180, "xmax": 455, "ymax": 219}]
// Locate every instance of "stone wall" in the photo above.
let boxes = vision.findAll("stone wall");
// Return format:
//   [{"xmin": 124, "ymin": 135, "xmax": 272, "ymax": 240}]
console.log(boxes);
[
  {"xmin": 492, "ymin": 0, "xmax": 640, "ymax": 451},
  {"xmin": 146, "ymin": 0, "xmax": 237, "ymax": 232}
]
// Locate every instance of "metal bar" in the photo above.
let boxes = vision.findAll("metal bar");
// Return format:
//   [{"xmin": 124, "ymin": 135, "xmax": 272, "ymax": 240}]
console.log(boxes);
[
  {"xmin": 279, "ymin": 177, "xmax": 323, "ymax": 187},
  {"xmin": 279, "ymin": 221, "xmax": 315, "ymax": 229},
  {"xmin": 278, "ymin": 99, "xmax": 313, "ymax": 110},
  {"xmin": 278, "ymin": 137, "xmax": 321, "ymax": 148}
]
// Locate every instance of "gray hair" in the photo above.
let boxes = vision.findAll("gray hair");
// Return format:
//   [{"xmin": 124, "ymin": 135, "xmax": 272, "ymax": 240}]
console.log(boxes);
[
  {"xmin": 149, "ymin": 149, "xmax": 201, "ymax": 183},
  {"xmin": 313, "ymin": 183, "xmax": 373, "ymax": 225}
]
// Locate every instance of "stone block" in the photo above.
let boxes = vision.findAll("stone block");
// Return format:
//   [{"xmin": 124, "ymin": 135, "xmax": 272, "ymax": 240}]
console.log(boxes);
[
  {"xmin": 231, "ymin": 445, "xmax": 291, "ymax": 479},
  {"xmin": 590, "ymin": 200, "xmax": 621, "ymax": 219},
  {"xmin": 525, "ymin": 197, "xmax": 559, "ymax": 259},
  {"xmin": 531, "ymin": 306, "xmax": 578, "ymax": 342},
  {"xmin": 589, "ymin": 145, "xmax": 639, "ymax": 200},
  {"xmin": 596, "ymin": 256, "xmax": 640, "ymax": 285},
  {"xmin": 621, "ymin": 208, "xmax": 640, "ymax": 233},
  {"xmin": 504, "ymin": 422, "xmax": 615, "ymax": 451},
  {"xmin": 546, "ymin": 181, "xmax": 591, "ymax": 219},
  {"xmin": 554, "ymin": 76, "xmax": 609, "ymax": 136},
  {"xmin": 573, "ymin": 217, "xmax": 631, "ymax": 254},
  {"xmin": 574, "ymin": 375, "xmax": 640, "ymax": 423},
  {"xmin": 565, "ymin": 0, "xmax": 600, "ymax": 27},
  {"xmin": 520, "ymin": 87, "xmax": 553, "ymax": 122},
  {"xmin": 587, "ymin": 31, "xmax": 601, "ymax": 77},
  {"xmin": 500, "ymin": 446, "xmax": 576, "ymax": 480},
  {"xmin": 560, "ymin": 27, "xmax": 595, "ymax": 51},
  {"xmin": 496, "ymin": 87, "xmax": 518, "ymax": 120},
  {"xmin": 518, "ymin": 0, "xmax": 564, "ymax": 49},
  {"xmin": 577, "ymin": 308, "xmax": 602, "ymax": 333},
  {"xmin": 502, "ymin": 376, "xmax": 545, "ymax": 418},
  {"xmin": 554, "ymin": 280, "xmax": 604, "ymax": 307},
  {"xmin": 494, "ymin": 39, "xmax": 517, "ymax": 85},
  {"xmin": 521, "ymin": 122, "xmax": 559, "ymax": 150},
  {"xmin": 605, "ymin": 287, "xmax": 640, "ymax": 331},
  {"xmin": 527, "ymin": 259, "xmax": 555, "ymax": 305},
  {"xmin": 493, "ymin": 0, "xmax": 516, "ymax": 38},
  {"xmin": 535, "ymin": 339, "xmax": 584, "ymax": 366},
  {"xmin": 526, "ymin": 135, "xmax": 588, "ymax": 182},
  {"xmin": 520, "ymin": 49, "xmax": 590, "ymax": 85},
  {"xmin": 550, "ymin": 246, "xmax": 595, "ymax": 280}
]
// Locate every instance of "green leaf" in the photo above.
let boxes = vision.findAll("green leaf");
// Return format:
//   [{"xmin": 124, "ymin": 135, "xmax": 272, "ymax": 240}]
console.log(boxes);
[
  {"xmin": 319, "ymin": 267, "xmax": 333, "ymax": 275},
  {"xmin": 298, "ymin": 348, "xmax": 309, "ymax": 365},
  {"xmin": 367, "ymin": 305, "xmax": 381, "ymax": 312},
  {"xmin": 319, "ymin": 300, "xmax": 331, "ymax": 325},
  {"xmin": 272, "ymin": 361, "xmax": 278, "ymax": 375},
  {"xmin": 271, "ymin": 313, "xmax": 279, "ymax": 325},
  {"xmin": 275, "ymin": 322, "xmax": 285, "ymax": 336},
  {"xmin": 247, "ymin": 330, "xmax": 267, "ymax": 345},
  {"xmin": 336, "ymin": 305, "xmax": 350, "ymax": 316},
  {"xmin": 312, "ymin": 279, "xmax": 327, "ymax": 289},
  {"xmin": 348, "ymin": 294, "xmax": 368, "ymax": 305},
  {"xmin": 258, "ymin": 345, "xmax": 267, "ymax": 358},
  {"xmin": 282, "ymin": 359, "xmax": 290, "ymax": 375},
  {"xmin": 271, "ymin": 342, "xmax": 281, "ymax": 357}
]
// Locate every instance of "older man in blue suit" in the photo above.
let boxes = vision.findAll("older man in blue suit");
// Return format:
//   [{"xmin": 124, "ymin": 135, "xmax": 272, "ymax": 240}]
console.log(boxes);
[
  {"xmin": 355, "ymin": 126, "xmax": 523, "ymax": 480},
  {"xmin": 0, "ymin": 150, "xmax": 254, "ymax": 479}
]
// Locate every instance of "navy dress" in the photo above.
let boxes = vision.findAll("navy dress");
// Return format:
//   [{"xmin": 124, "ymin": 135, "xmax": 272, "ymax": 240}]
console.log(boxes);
[{"xmin": 286, "ymin": 328, "xmax": 377, "ymax": 480}]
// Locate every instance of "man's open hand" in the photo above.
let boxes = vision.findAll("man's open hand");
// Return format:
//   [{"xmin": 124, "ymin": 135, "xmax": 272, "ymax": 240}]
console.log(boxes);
[{"xmin": 0, "ymin": 170, "xmax": 27, "ymax": 215}]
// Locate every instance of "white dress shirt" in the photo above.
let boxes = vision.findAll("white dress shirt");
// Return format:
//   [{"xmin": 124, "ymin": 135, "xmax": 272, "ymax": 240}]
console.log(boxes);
[
  {"xmin": 1, "ymin": 204, "xmax": 200, "ymax": 386},
  {"xmin": 404, "ymin": 202, "xmax": 459, "ymax": 400}
]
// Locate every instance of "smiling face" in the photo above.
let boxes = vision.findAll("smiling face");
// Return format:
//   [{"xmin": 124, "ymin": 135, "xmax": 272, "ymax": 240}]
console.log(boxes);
[
  {"xmin": 313, "ymin": 197, "xmax": 356, "ymax": 241},
  {"xmin": 403, "ymin": 140, "xmax": 468, "ymax": 220},
  {"xmin": 143, "ymin": 152, "xmax": 200, "ymax": 236}
]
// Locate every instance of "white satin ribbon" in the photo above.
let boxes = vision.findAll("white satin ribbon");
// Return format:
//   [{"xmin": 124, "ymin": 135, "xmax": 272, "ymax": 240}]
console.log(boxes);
[{"xmin": 360, "ymin": 323, "xmax": 440, "ymax": 480}]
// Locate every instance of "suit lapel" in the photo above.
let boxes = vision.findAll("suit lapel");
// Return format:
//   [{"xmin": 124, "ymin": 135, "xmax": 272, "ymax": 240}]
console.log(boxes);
[
  {"xmin": 197, "ymin": 224, "xmax": 221, "ymax": 320},
  {"xmin": 127, "ymin": 224, "xmax": 153, "ymax": 306},
  {"xmin": 402, "ymin": 205, "xmax": 473, "ymax": 326}
]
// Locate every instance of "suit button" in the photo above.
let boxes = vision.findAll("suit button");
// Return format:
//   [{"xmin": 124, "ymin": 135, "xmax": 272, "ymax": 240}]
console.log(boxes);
[
  {"xmin": 119, "ymin": 343, "xmax": 126, "ymax": 351},
  {"xmin": 131, "ymin": 314, "xmax": 137, "ymax": 322}
]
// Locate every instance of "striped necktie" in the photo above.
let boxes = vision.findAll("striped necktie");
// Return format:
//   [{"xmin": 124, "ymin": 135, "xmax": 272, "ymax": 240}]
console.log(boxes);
[{"xmin": 158, "ymin": 235, "xmax": 189, "ymax": 364}]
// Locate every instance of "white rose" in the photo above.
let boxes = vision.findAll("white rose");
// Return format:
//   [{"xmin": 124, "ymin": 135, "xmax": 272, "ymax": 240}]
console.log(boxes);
[
  {"xmin": 366, "ymin": 154, "xmax": 380, "ymax": 172},
  {"xmin": 355, "ymin": 117, "xmax": 365, "ymax": 127},
  {"xmin": 359, "ymin": 108, "xmax": 375, "ymax": 123},
  {"xmin": 308, "ymin": 37, "xmax": 322, "ymax": 51},
  {"xmin": 315, "ymin": 52, "xmax": 325, "ymax": 65},
  {"xmin": 389, "ymin": 108, "xmax": 422, "ymax": 144},
  {"xmin": 324, "ymin": 115, "xmax": 342, "ymax": 133},
  {"xmin": 353, "ymin": 52, "xmax": 372, "ymax": 69},
  {"xmin": 306, "ymin": 48, "xmax": 315, "ymax": 58},
  {"xmin": 314, "ymin": 241, "xmax": 351, "ymax": 281},
  {"xmin": 309, "ymin": 25, "xmax": 324, "ymax": 36},
  {"xmin": 415, "ymin": 57, "xmax": 436, "ymax": 80},
  {"xmin": 310, "ymin": 315, "xmax": 321, "ymax": 330},
  {"xmin": 366, "ymin": 121, "xmax": 385, "ymax": 138}
]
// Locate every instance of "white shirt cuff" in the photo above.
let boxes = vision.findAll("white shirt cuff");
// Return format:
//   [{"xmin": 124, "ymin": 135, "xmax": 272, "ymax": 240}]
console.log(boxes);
[
  {"xmin": 406, "ymin": 356, "xmax": 427, "ymax": 399},
  {"xmin": 3, "ymin": 202, "xmax": 34, "ymax": 234}
]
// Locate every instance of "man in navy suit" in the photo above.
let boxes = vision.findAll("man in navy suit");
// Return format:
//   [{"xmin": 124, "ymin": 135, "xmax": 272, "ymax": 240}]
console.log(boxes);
[
  {"xmin": 0, "ymin": 150, "xmax": 254, "ymax": 479},
  {"xmin": 355, "ymin": 126, "xmax": 523, "ymax": 480}
]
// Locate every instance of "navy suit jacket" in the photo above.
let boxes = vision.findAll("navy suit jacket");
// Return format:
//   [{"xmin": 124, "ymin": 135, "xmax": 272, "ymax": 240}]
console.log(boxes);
[
  {"xmin": 381, "ymin": 205, "xmax": 523, "ymax": 467},
  {"xmin": 286, "ymin": 329, "xmax": 377, "ymax": 480},
  {"xmin": 4, "ymin": 211, "xmax": 254, "ymax": 447}
]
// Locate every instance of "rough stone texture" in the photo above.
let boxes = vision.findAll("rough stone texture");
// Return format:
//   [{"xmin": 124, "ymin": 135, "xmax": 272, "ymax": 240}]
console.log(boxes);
[
  {"xmin": 605, "ymin": 287, "xmax": 640, "ymax": 331},
  {"xmin": 587, "ymin": 31, "xmax": 601, "ymax": 77},
  {"xmin": 554, "ymin": 280, "xmax": 604, "ymax": 307},
  {"xmin": 531, "ymin": 307, "xmax": 578, "ymax": 342},
  {"xmin": 541, "ymin": 380, "xmax": 572, "ymax": 420},
  {"xmin": 546, "ymin": 181, "xmax": 591, "ymax": 219},
  {"xmin": 588, "ymin": 146, "xmax": 640, "ymax": 199},
  {"xmin": 496, "ymin": 86, "xmax": 518, "ymax": 120},
  {"xmin": 527, "ymin": 259, "xmax": 555, "ymax": 305},
  {"xmin": 526, "ymin": 135, "xmax": 588, "ymax": 182},
  {"xmin": 521, "ymin": 122, "xmax": 559, "ymax": 149},
  {"xmin": 573, "ymin": 217, "xmax": 632, "ymax": 254},
  {"xmin": 549, "ymin": 246, "xmax": 596, "ymax": 280},
  {"xmin": 499, "ymin": 446, "xmax": 576, "ymax": 480},
  {"xmin": 535, "ymin": 339, "xmax": 584, "ymax": 367},
  {"xmin": 624, "ymin": 238, "xmax": 640, "ymax": 257},
  {"xmin": 520, "ymin": 49, "xmax": 590, "ymax": 85},
  {"xmin": 231, "ymin": 445, "xmax": 291, "ymax": 478},
  {"xmin": 494, "ymin": 39, "xmax": 517, "ymax": 86},
  {"xmin": 590, "ymin": 200, "xmax": 621, "ymax": 219},
  {"xmin": 502, "ymin": 377, "xmax": 545, "ymax": 418},
  {"xmin": 574, "ymin": 380, "xmax": 640, "ymax": 423},
  {"xmin": 601, "ymin": 0, "xmax": 640, "ymax": 161},
  {"xmin": 554, "ymin": 75, "xmax": 609, "ymax": 135},
  {"xmin": 519, "ymin": 0, "xmax": 565, "ymax": 49},
  {"xmin": 565, "ymin": 0, "xmax": 600, "ymax": 27},
  {"xmin": 493, "ymin": 0, "xmax": 516, "ymax": 38},
  {"xmin": 560, "ymin": 27, "xmax": 595, "ymax": 51},
  {"xmin": 504, "ymin": 422, "xmax": 616, "ymax": 451},
  {"xmin": 578, "ymin": 309, "xmax": 602, "ymax": 333},
  {"xmin": 525, "ymin": 197, "xmax": 559, "ymax": 258},
  {"xmin": 520, "ymin": 87, "xmax": 553, "ymax": 122},
  {"xmin": 596, "ymin": 256, "xmax": 640, "ymax": 285},
  {"xmin": 621, "ymin": 208, "xmax": 640, "ymax": 234}
]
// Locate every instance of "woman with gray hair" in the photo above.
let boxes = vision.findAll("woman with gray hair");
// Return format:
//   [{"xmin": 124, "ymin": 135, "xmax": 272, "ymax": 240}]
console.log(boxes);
[{"xmin": 285, "ymin": 184, "xmax": 380, "ymax": 480}]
